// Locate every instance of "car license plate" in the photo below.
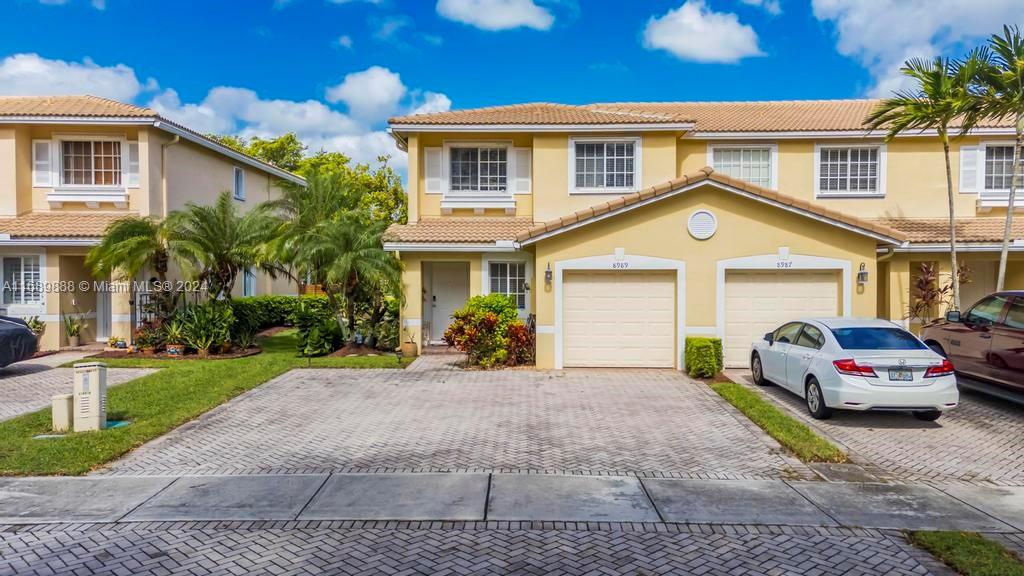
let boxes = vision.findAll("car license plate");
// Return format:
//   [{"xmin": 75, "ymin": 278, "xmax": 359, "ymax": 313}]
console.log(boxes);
[{"xmin": 888, "ymin": 368, "xmax": 913, "ymax": 381}]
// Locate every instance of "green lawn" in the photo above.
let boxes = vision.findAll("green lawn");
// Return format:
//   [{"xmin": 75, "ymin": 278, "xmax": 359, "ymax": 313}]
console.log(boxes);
[
  {"xmin": 0, "ymin": 331, "xmax": 411, "ymax": 476},
  {"xmin": 909, "ymin": 531, "xmax": 1024, "ymax": 576},
  {"xmin": 709, "ymin": 381, "xmax": 847, "ymax": 463}
]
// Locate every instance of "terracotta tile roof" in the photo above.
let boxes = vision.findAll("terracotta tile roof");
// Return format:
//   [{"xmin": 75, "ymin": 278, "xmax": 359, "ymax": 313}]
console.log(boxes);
[
  {"xmin": 872, "ymin": 218, "xmax": 1024, "ymax": 244},
  {"xmin": 516, "ymin": 168, "xmax": 907, "ymax": 244},
  {"xmin": 390, "ymin": 99, "xmax": 1014, "ymax": 131},
  {"xmin": 0, "ymin": 95, "xmax": 154, "ymax": 118},
  {"xmin": 389, "ymin": 103, "xmax": 689, "ymax": 126},
  {"xmin": 383, "ymin": 217, "xmax": 535, "ymax": 244},
  {"xmin": 0, "ymin": 211, "xmax": 136, "ymax": 239}
]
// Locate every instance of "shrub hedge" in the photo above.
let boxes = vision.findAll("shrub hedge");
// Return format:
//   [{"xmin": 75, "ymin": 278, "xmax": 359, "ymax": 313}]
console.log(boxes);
[
  {"xmin": 229, "ymin": 295, "xmax": 330, "ymax": 330},
  {"xmin": 685, "ymin": 336, "xmax": 724, "ymax": 378}
]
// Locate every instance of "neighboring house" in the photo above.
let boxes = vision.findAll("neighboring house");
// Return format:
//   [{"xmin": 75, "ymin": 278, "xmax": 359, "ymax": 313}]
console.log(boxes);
[
  {"xmin": 0, "ymin": 95, "xmax": 303, "ymax": 351},
  {"xmin": 384, "ymin": 100, "xmax": 1024, "ymax": 370}
]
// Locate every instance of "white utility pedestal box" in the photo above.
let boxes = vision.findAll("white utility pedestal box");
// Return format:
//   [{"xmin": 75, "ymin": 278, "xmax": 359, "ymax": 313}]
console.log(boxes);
[
  {"xmin": 51, "ymin": 393, "xmax": 73, "ymax": 432},
  {"xmin": 73, "ymin": 362, "xmax": 107, "ymax": 432}
]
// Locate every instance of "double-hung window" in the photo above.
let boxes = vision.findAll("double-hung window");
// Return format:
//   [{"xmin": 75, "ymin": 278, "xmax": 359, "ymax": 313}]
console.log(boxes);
[
  {"xmin": 243, "ymin": 268, "xmax": 257, "ymax": 297},
  {"xmin": 570, "ymin": 137, "xmax": 640, "ymax": 193},
  {"xmin": 233, "ymin": 167, "xmax": 246, "ymax": 200},
  {"xmin": 61, "ymin": 140, "xmax": 121, "ymax": 186},
  {"xmin": 1, "ymin": 256, "xmax": 41, "ymax": 306},
  {"xmin": 815, "ymin": 144, "xmax": 885, "ymax": 196},
  {"xmin": 710, "ymin": 145, "xmax": 776, "ymax": 189},
  {"xmin": 983, "ymin": 145, "xmax": 1023, "ymax": 191},
  {"xmin": 450, "ymin": 147, "xmax": 507, "ymax": 193},
  {"xmin": 489, "ymin": 261, "xmax": 527, "ymax": 310}
]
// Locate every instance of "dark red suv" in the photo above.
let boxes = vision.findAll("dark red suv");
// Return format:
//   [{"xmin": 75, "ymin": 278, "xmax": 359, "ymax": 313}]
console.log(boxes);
[{"xmin": 920, "ymin": 291, "xmax": 1024, "ymax": 390}]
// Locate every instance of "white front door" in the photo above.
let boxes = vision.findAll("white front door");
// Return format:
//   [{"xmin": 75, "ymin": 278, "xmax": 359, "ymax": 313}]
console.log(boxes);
[
  {"xmin": 95, "ymin": 288, "xmax": 111, "ymax": 341},
  {"xmin": 431, "ymin": 262, "xmax": 469, "ymax": 344}
]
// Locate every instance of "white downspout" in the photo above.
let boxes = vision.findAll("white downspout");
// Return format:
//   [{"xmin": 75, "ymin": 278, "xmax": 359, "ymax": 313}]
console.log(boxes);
[{"xmin": 160, "ymin": 133, "xmax": 180, "ymax": 218}]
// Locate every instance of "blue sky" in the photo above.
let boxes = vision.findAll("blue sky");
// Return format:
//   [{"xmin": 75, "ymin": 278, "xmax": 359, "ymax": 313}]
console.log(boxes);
[{"xmin": 1, "ymin": 0, "xmax": 1020, "ymax": 170}]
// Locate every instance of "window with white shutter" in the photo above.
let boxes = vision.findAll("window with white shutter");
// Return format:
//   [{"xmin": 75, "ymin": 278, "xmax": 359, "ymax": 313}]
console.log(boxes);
[
  {"xmin": 2, "ymin": 256, "xmax": 42, "ymax": 305},
  {"xmin": 512, "ymin": 148, "xmax": 531, "ymax": 194},
  {"xmin": 959, "ymin": 145, "xmax": 979, "ymax": 193},
  {"xmin": 32, "ymin": 141, "xmax": 52, "ymax": 186},
  {"xmin": 424, "ymin": 147, "xmax": 443, "ymax": 194},
  {"xmin": 126, "ymin": 142, "xmax": 140, "ymax": 188}
]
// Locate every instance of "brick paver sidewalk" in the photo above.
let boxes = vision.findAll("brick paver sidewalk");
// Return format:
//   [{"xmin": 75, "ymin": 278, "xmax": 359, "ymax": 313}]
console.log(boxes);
[
  {"xmin": 0, "ymin": 522, "xmax": 950, "ymax": 576},
  {"xmin": 0, "ymin": 361, "xmax": 156, "ymax": 422}
]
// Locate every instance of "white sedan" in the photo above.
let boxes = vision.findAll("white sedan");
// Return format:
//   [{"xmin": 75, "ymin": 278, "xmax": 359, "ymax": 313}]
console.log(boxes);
[{"xmin": 749, "ymin": 318, "xmax": 958, "ymax": 421}]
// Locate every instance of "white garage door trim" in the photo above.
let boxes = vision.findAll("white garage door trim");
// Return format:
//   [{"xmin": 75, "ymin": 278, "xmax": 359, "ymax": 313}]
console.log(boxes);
[
  {"xmin": 555, "ymin": 253, "xmax": 686, "ymax": 370},
  {"xmin": 716, "ymin": 253, "xmax": 852, "ymax": 355}
]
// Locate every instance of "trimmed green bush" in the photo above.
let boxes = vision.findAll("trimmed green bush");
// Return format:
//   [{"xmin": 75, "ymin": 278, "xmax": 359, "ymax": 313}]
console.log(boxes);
[
  {"xmin": 291, "ymin": 298, "xmax": 341, "ymax": 356},
  {"xmin": 685, "ymin": 336, "xmax": 723, "ymax": 378},
  {"xmin": 229, "ymin": 295, "xmax": 330, "ymax": 330}
]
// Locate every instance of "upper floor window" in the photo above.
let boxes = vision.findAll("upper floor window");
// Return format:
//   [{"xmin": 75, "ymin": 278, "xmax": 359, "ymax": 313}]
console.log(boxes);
[
  {"xmin": 450, "ymin": 147, "xmax": 507, "ymax": 193},
  {"xmin": 489, "ymin": 261, "xmax": 526, "ymax": 310},
  {"xmin": 983, "ymin": 145, "xmax": 1023, "ymax": 191},
  {"xmin": 233, "ymin": 166, "xmax": 246, "ymax": 200},
  {"xmin": 2, "ymin": 256, "xmax": 41, "ymax": 306},
  {"xmin": 62, "ymin": 141, "xmax": 121, "ymax": 187},
  {"xmin": 710, "ymin": 145, "xmax": 776, "ymax": 189},
  {"xmin": 570, "ymin": 137, "xmax": 640, "ymax": 193},
  {"xmin": 815, "ymin": 144, "xmax": 885, "ymax": 197},
  {"xmin": 243, "ymin": 268, "xmax": 257, "ymax": 297}
]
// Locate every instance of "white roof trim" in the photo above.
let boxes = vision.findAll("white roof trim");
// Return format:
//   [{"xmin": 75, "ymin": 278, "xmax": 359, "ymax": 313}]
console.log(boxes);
[
  {"xmin": 389, "ymin": 123, "xmax": 694, "ymax": 133},
  {"xmin": 884, "ymin": 242, "xmax": 1024, "ymax": 253},
  {"xmin": 0, "ymin": 238, "xmax": 99, "ymax": 246},
  {"xmin": 690, "ymin": 127, "xmax": 1016, "ymax": 140},
  {"xmin": 383, "ymin": 242, "xmax": 519, "ymax": 252},
  {"xmin": 154, "ymin": 121, "xmax": 305, "ymax": 185},
  {"xmin": 0, "ymin": 116, "xmax": 152, "ymax": 125},
  {"xmin": 518, "ymin": 179, "xmax": 904, "ymax": 246}
]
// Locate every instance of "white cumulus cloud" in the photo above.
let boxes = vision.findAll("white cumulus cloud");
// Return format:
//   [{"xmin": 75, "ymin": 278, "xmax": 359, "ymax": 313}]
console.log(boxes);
[
  {"xmin": 325, "ymin": 66, "xmax": 408, "ymax": 123},
  {"xmin": 409, "ymin": 91, "xmax": 453, "ymax": 115},
  {"xmin": 436, "ymin": 0, "xmax": 554, "ymax": 31},
  {"xmin": 812, "ymin": 0, "xmax": 1022, "ymax": 96},
  {"xmin": 0, "ymin": 53, "xmax": 154, "ymax": 101},
  {"xmin": 643, "ymin": 1, "xmax": 764, "ymax": 64},
  {"xmin": 740, "ymin": 0, "xmax": 780, "ymax": 16}
]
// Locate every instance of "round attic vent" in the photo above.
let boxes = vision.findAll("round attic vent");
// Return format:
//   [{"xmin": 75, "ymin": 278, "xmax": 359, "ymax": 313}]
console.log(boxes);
[{"xmin": 687, "ymin": 210, "xmax": 718, "ymax": 240}]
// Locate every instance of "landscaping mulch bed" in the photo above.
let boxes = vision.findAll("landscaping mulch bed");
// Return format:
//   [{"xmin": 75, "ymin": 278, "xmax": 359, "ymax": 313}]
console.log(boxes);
[
  {"xmin": 257, "ymin": 326, "xmax": 291, "ymax": 337},
  {"xmin": 88, "ymin": 347, "xmax": 263, "ymax": 361},
  {"xmin": 31, "ymin": 350, "xmax": 59, "ymax": 359},
  {"xmin": 329, "ymin": 344, "xmax": 393, "ymax": 357}
]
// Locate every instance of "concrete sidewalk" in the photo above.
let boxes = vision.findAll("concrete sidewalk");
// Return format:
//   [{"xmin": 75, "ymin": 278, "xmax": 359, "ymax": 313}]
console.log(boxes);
[{"xmin": 2, "ymin": 473, "xmax": 1022, "ymax": 532}]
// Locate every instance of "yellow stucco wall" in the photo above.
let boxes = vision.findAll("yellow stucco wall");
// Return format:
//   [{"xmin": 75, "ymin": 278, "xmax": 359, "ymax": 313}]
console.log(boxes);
[
  {"xmin": 398, "ymin": 251, "xmax": 482, "ymax": 346},
  {"xmin": 528, "ymin": 184, "xmax": 879, "ymax": 369}
]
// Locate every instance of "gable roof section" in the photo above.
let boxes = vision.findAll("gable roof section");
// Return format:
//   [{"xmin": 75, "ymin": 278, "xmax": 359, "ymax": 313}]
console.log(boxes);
[
  {"xmin": 389, "ymin": 99, "xmax": 1014, "ymax": 133},
  {"xmin": 0, "ymin": 95, "xmax": 304, "ymax": 185},
  {"xmin": 517, "ymin": 167, "xmax": 907, "ymax": 246}
]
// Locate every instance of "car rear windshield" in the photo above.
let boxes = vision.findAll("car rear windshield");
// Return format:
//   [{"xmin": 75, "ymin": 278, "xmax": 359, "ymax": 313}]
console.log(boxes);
[{"xmin": 830, "ymin": 327, "xmax": 927, "ymax": 350}]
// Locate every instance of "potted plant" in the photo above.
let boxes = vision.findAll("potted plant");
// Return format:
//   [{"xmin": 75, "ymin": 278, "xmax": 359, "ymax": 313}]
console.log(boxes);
[
  {"xmin": 63, "ymin": 312, "xmax": 85, "ymax": 348},
  {"xmin": 24, "ymin": 316, "xmax": 45, "ymax": 343},
  {"xmin": 164, "ymin": 320, "xmax": 186, "ymax": 356},
  {"xmin": 133, "ymin": 324, "xmax": 161, "ymax": 355},
  {"xmin": 400, "ymin": 329, "xmax": 418, "ymax": 358}
]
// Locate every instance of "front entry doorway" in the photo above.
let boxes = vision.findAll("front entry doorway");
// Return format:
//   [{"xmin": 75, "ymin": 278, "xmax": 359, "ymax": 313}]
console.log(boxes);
[{"xmin": 427, "ymin": 262, "xmax": 469, "ymax": 345}]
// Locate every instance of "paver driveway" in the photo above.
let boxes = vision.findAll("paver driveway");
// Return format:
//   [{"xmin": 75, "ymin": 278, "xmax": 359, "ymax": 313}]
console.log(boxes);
[
  {"xmin": 727, "ymin": 370, "xmax": 1024, "ymax": 485},
  {"xmin": 0, "ymin": 356, "xmax": 155, "ymax": 422},
  {"xmin": 98, "ymin": 359, "xmax": 810, "ymax": 479}
]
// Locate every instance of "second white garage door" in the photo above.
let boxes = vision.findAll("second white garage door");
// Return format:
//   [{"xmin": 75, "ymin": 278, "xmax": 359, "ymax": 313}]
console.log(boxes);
[
  {"xmin": 723, "ymin": 270, "xmax": 840, "ymax": 367},
  {"xmin": 563, "ymin": 271, "xmax": 676, "ymax": 368}
]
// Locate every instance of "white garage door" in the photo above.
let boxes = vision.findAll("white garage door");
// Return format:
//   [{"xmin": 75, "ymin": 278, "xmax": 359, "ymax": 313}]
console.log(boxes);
[
  {"xmin": 723, "ymin": 270, "xmax": 840, "ymax": 368},
  {"xmin": 563, "ymin": 271, "xmax": 675, "ymax": 368}
]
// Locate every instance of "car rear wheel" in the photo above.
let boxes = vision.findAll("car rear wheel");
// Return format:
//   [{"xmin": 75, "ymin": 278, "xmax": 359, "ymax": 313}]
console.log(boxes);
[
  {"xmin": 751, "ymin": 352, "xmax": 768, "ymax": 386},
  {"xmin": 805, "ymin": 377, "xmax": 832, "ymax": 420},
  {"xmin": 913, "ymin": 410, "xmax": 942, "ymax": 421}
]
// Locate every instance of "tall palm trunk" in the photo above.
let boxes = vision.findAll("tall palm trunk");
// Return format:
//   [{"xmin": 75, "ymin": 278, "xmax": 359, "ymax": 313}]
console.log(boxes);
[
  {"xmin": 942, "ymin": 133, "xmax": 961, "ymax": 311},
  {"xmin": 997, "ymin": 115, "xmax": 1023, "ymax": 291}
]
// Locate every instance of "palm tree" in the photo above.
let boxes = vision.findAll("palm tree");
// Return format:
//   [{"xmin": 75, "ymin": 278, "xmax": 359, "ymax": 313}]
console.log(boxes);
[
  {"xmin": 167, "ymin": 191, "xmax": 279, "ymax": 299},
  {"xmin": 976, "ymin": 25, "xmax": 1024, "ymax": 291},
  {"xmin": 865, "ymin": 56, "xmax": 985, "ymax": 311},
  {"xmin": 292, "ymin": 213, "xmax": 401, "ymax": 341},
  {"xmin": 86, "ymin": 216, "xmax": 182, "ymax": 316}
]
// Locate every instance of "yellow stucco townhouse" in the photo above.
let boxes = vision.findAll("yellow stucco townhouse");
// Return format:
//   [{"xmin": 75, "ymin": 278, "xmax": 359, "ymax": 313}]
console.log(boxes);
[
  {"xmin": 0, "ymin": 95, "xmax": 302, "ymax": 351},
  {"xmin": 383, "ymin": 100, "xmax": 1024, "ymax": 370}
]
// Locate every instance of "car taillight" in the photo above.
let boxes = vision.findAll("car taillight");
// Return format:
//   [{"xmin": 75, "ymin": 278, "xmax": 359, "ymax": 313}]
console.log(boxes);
[
  {"xmin": 924, "ymin": 359, "xmax": 955, "ymax": 378},
  {"xmin": 833, "ymin": 358, "xmax": 877, "ymax": 377}
]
